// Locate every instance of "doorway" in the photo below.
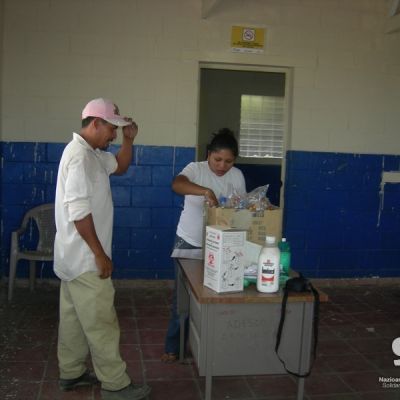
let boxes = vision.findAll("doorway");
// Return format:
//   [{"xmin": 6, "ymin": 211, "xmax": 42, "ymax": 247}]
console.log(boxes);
[{"xmin": 197, "ymin": 63, "xmax": 291, "ymax": 207}]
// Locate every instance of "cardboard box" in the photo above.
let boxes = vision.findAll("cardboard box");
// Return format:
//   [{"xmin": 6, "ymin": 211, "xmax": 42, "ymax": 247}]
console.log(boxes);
[
  {"xmin": 205, "ymin": 206, "xmax": 282, "ymax": 245},
  {"xmin": 204, "ymin": 225, "xmax": 246, "ymax": 293}
]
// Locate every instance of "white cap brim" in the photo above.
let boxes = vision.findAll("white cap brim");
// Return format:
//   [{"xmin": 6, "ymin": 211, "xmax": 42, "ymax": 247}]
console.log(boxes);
[{"xmin": 103, "ymin": 115, "xmax": 131, "ymax": 127}]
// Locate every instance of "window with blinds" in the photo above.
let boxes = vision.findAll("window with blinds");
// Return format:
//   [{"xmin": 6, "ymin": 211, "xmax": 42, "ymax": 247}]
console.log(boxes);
[{"xmin": 239, "ymin": 94, "xmax": 284, "ymax": 159}]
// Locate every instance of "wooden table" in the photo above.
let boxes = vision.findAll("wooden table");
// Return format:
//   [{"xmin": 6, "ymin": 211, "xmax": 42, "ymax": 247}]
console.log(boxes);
[{"xmin": 176, "ymin": 258, "xmax": 328, "ymax": 400}]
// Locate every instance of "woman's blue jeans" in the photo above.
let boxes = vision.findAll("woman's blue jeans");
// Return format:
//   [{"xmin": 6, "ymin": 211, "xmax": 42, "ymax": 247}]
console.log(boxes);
[
  {"xmin": 165, "ymin": 233, "xmax": 201, "ymax": 356},
  {"xmin": 164, "ymin": 259, "xmax": 189, "ymax": 355}
]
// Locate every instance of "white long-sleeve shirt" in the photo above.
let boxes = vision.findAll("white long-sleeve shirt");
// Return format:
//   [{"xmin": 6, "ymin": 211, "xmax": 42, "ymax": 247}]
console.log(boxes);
[{"xmin": 54, "ymin": 133, "xmax": 117, "ymax": 281}]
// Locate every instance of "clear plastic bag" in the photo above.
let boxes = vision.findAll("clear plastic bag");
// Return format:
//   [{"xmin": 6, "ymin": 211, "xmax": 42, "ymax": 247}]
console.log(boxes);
[
  {"xmin": 219, "ymin": 183, "xmax": 248, "ymax": 209},
  {"xmin": 219, "ymin": 184, "xmax": 275, "ymax": 210},
  {"xmin": 246, "ymin": 184, "xmax": 272, "ymax": 211}
]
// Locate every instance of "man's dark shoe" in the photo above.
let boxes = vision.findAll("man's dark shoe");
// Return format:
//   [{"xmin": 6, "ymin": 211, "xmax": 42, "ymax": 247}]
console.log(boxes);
[
  {"xmin": 59, "ymin": 370, "xmax": 99, "ymax": 391},
  {"xmin": 101, "ymin": 383, "xmax": 151, "ymax": 400}
]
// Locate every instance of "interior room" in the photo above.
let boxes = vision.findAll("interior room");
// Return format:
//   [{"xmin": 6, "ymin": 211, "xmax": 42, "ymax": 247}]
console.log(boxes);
[{"xmin": 1, "ymin": 0, "xmax": 400, "ymax": 399}]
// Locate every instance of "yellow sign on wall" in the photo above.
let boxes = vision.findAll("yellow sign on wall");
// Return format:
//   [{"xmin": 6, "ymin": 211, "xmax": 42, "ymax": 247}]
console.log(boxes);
[{"xmin": 231, "ymin": 26, "xmax": 265, "ymax": 53}]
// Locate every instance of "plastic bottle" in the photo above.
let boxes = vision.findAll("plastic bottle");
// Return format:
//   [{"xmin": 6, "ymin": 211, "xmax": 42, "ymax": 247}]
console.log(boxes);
[
  {"xmin": 257, "ymin": 236, "xmax": 280, "ymax": 293},
  {"xmin": 278, "ymin": 238, "xmax": 291, "ymax": 282},
  {"xmin": 218, "ymin": 195, "xmax": 228, "ymax": 207}
]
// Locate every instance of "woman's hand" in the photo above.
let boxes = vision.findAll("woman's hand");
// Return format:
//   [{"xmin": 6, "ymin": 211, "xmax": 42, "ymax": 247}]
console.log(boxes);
[
  {"xmin": 171, "ymin": 175, "xmax": 218, "ymax": 206},
  {"xmin": 204, "ymin": 189, "xmax": 218, "ymax": 207}
]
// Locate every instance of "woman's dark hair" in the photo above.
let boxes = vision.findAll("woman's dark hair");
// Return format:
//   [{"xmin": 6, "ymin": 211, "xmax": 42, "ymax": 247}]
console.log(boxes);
[{"xmin": 207, "ymin": 128, "xmax": 239, "ymax": 158}]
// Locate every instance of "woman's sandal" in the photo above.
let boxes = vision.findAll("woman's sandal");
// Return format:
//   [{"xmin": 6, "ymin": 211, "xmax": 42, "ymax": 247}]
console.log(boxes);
[{"xmin": 161, "ymin": 353, "xmax": 178, "ymax": 363}]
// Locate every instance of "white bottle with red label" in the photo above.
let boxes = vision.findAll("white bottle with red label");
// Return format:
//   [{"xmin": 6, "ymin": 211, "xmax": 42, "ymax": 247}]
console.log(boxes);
[{"xmin": 257, "ymin": 236, "xmax": 280, "ymax": 293}]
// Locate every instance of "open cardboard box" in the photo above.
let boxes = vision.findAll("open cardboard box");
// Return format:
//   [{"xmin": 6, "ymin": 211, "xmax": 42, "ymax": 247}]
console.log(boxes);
[{"xmin": 205, "ymin": 205, "xmax": 283, "ymax": 245}]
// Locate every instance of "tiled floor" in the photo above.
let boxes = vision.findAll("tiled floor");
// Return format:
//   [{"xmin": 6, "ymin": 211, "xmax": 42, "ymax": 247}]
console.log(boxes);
[{"xmin": 1, "ymin": 279, "xmax": 400, "ymax": 400}]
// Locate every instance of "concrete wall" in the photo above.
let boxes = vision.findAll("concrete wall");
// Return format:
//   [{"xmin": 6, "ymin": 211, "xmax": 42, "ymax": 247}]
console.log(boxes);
[
  {"xmin": 1, "ymin": 0, "xmax": 400, "ymax": 280},
  {"xmin": 1, "ymin": 0, "xmax": 399, "ymax": 152},
  {"xmin": 1, "ymin": 142, "xmax": 194, "ymax": 279}
]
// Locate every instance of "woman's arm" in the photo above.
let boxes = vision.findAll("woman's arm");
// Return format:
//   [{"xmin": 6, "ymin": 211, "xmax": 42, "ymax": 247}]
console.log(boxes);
[{"xmin": 172, "ymin": 175, "xmax": 218, "ymax": 206}]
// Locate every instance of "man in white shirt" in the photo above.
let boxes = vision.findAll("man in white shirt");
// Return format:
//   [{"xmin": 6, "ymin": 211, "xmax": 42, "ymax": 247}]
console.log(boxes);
[{"xmin": 54, "ymin": 98, "xmax": 151, "ymax": 400}]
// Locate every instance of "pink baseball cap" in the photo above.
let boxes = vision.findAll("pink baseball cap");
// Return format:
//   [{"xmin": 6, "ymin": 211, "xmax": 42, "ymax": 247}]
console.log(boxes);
[{"xmin": 82, "ymin": 98, "xmax": 130, "ymax": 127}]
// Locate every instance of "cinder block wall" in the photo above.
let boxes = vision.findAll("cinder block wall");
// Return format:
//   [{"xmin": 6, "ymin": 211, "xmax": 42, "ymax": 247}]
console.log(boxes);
[
  {"xmin": 1, "ymin": 0, "xmax": 400, "ymax": 280},
  {"xmin": 1, "ymin": 142, "xmax": 194, "ymax": 279},
  {"xmin": 284, "ymin": 151, "xmax": 400, "ymax": 278}
]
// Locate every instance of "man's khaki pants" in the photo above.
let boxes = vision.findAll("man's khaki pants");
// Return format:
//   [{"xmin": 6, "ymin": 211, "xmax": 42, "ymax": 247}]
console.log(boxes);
[{"xmin": 57, "ymin": 271, "xmax": 131, "ymax": 391}]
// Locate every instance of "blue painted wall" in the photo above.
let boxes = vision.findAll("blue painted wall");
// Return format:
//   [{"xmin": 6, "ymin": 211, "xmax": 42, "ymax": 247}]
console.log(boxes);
[
  {"xmin": 0, "ymin": 141, "xmax": 194, "ymax": 280},
  {"xmin": 1, "ymin": 143, "xmax": 399, "ymax": 280},
  {"xmin": 284, "ymin": 151, "xmax": 400, "ymax": 278}
]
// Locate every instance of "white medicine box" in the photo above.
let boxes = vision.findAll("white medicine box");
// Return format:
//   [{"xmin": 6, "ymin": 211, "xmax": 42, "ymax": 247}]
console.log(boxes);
[{"xmin": 203, "ymin": 225, "xmax": 247, "ymax": 293}]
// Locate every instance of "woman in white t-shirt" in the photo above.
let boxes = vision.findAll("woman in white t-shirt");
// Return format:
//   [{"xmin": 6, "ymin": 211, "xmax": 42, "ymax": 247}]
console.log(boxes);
[{"xmin": 161, "ymin": 128, "xmax": 246, "ymax": 363}]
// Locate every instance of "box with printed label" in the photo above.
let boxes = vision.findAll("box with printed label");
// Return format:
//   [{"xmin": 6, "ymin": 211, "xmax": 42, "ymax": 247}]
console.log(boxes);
[
  {"xmin": 205, "ymin": 206, "xmax": 282, "ymax": 245},
  {"xmin": 203, "ymin": 225, "xmax": 247, "ymax": 293}
]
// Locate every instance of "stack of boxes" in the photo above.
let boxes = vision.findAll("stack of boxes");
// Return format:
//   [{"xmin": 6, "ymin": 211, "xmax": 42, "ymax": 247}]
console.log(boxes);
[{"xmin": 203, "ymin": 206, "xmax": 283, "ymax": 293}]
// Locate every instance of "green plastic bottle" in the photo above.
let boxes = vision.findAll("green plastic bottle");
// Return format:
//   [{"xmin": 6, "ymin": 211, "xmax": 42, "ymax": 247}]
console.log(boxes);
[{"xmin": 278, "ymin": 238, "xmax": 291, "ymax": 284}]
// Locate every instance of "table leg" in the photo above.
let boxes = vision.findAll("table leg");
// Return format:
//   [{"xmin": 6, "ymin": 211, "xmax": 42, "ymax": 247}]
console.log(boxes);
[
  {"xmin": 296, "ymin": 302, "xmax": 313, "ymax": 400},
  {"xmin": 296, "ymin": 375, "xmax": 305, "ymax": 400},
  {"xmin": 179, "ymin": 314, "xmax": 185, "ymax": 362},
  {"xmin": 205, "ymin": 369, "xmax": 212, "ymax": 400}
]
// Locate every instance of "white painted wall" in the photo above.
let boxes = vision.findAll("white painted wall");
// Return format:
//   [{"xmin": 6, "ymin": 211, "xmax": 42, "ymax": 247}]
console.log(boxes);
[{"xmin": 1, "ymin": 0, "xmax": 400, "ymax": 154}]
